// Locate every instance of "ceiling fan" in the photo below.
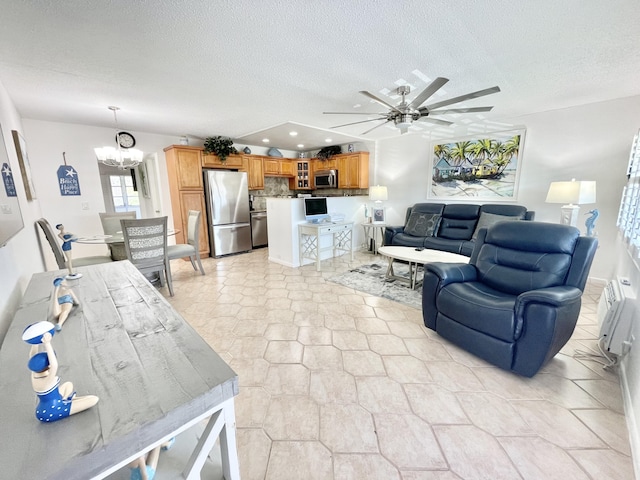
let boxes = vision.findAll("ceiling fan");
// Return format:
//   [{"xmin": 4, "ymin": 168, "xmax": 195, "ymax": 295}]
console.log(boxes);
[{"xmin": 324, "ymin": 77, "xmax": 500, "ymax": 135}]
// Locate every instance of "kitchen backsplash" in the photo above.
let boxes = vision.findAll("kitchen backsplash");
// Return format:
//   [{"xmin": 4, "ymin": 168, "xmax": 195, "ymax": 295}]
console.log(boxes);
[{"xmin": 251, "ymin": 177, "xmax": 368, "ymax": 211}]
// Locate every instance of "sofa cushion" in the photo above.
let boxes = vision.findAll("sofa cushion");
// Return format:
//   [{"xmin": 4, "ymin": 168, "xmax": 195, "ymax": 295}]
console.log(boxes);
[
  {"xmin": 438, "ymin": 204, "xmax": 480, "ymax": 240},
  {"xmin": 404, "ymin": 212, "xmax": 441, "ymax": 237},
  {"xmin": 471, "ymin": 211, "xmax": 524, "ymax": 240}
]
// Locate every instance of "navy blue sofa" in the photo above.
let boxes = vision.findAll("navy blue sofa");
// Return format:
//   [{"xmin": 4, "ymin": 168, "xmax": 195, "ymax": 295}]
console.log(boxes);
[
  {"xmin": 422, "ymin": 221, "xmax": 598, "ymax": 377},
  {"xmin": 384, "ymin": 203, "xmax": 535, "ymax": 256}
]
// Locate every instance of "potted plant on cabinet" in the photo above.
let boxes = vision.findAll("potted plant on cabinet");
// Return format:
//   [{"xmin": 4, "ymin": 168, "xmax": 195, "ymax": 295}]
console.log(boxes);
[{"xmin": 203, "ymin": 136, "xmax": 238, "ymax": 162}]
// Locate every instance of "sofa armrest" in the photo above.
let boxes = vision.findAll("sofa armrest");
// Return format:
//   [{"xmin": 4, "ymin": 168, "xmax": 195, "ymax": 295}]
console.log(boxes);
[
  {"xmin": 422, "ymin": 263, "xmax": 477, "ymax": 330},
  {"xmin": 384, "ymin": 225, "xmax": 405, "ymax": 245},
  {"xmin": 511, "ymin": 286, "xmax": 583, "ymax": 376}
]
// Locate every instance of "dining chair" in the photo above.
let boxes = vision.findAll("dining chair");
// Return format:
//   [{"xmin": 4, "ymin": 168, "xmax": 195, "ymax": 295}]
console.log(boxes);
[
  {"xmin": 120, "ymin": 216, "xmax": 174, "ymax": 296},
  {"xmin": 99, "ymin": 211, "xmax": 137, "ymax": 260},
  {"xmin": 36, "ymin": 218, "xmax": 113, "ymax": 270},
  {"xmin": 167, "ymin": 210, "xmax": 205, "ymax": 275}
]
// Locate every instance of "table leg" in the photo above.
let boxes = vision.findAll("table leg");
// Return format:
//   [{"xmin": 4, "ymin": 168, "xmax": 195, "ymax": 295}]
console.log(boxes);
[
  {"xmin": 183, "ymin": 398, "xmax": 240, "ymax": 480},
  {"xmin": 408, "ymin": 261, "xmax": 416, "ymax": 289}
]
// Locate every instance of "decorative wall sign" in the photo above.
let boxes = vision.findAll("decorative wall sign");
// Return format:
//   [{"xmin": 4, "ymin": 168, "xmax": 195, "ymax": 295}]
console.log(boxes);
[
  {"xmin": 11, "ymin": 130, "xmax": 36, "ymax": 200},
  {"xmin": 2, "ymin": 163, "xmax": 17, "ymax": 197},
  {"xmin": 428, "ymin": 129, "xmax": 525, "ymax": 201},
  {"xmin": 57, "ymin": 165, "xmax": 81, "ymax": 196}
]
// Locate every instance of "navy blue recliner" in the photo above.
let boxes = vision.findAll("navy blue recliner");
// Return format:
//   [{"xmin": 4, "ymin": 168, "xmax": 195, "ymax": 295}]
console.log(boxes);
[{"xmin": 422, "ymin": 221, "xmax": 598, "ymax": 377}]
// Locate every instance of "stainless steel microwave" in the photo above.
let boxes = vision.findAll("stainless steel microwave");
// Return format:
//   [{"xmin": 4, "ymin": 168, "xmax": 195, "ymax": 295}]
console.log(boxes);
[{"xmin": 314, "ymin": 169, "xmax": 337, "ymax": 189}]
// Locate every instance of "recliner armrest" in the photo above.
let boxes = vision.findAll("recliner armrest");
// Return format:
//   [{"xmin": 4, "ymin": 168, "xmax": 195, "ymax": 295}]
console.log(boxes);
[
  {"xmin": 384, "ymin": 225, "xmax": 405, "ymax": 245},
  {"xmin": 424, "ymin": 262, "xmax": 477, "ymax": 287},
  {"xmin": 516, "ymin": 286, "xmax": 583, "ymax": 309}
]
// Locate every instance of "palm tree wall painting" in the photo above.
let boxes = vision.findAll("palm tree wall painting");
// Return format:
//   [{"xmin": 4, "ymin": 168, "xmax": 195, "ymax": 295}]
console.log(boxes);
[{"xmin": 429, "ymin": 129, "xmax": 525, "ymax": 200}]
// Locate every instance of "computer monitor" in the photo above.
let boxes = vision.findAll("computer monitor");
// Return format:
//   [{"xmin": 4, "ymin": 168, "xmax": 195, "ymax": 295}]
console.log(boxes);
[{"xmin": 304, "ymin": 197, "xmax": 330, "ymax": 223}]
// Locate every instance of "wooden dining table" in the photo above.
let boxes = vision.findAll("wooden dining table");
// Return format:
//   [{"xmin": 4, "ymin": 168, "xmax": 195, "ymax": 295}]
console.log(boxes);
[{"xmin": 0, "ymin": 261, "xmax": 240, "ymax": 479}]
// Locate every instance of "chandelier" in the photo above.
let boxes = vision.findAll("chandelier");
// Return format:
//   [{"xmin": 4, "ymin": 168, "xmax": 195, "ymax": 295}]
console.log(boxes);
[{"xmin": 94, "ymin": 106, "xmax": 143, "ymax": 169}]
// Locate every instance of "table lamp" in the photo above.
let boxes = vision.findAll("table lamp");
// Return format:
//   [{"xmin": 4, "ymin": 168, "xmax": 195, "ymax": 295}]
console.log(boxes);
[
  {"xmin": 545, "ymin": 179, "xmax": 596, "ymax": 227},
  {"xmin": 370, "ymin": 185, "xmax": 388, "ymax": 206}
]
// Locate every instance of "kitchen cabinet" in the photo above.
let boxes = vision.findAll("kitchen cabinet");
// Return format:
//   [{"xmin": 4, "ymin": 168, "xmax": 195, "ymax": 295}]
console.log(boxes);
[
  {"xmin": 263, "ymin": 158, "xmax": 294, "ymax": 177},
  {"xmin": 289, "ymin": 160, "xmax": 312, "ymax": 189},
  {"xmin": 313, "ymin": 157, "xmax": 337, "ymax": 171},
  {"xmin": 246, "ymin": 155, "xmax": 264, "ymax": 190},
  {"xmin": 202, "ymin": 153, "xmax": 244, "ymax": 168},
  {"xmin": 337, "ymin": 152, "xmax": 369, "ymax": 188},
  {"xmin": 164, "ymin": 145, "xmax": 210, "ymax": 256}
]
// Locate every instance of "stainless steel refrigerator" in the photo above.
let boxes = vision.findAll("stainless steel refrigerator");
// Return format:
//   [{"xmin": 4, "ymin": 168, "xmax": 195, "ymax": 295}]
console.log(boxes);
[{"xmin": 204, "ymin": 170, "xmax": 252, "ymax": 256}]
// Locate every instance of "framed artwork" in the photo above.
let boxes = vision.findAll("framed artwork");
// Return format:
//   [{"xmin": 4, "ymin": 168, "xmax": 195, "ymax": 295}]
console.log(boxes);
[
  {"xmin": 428, "ymin": 129, "xmax": 525, "ymax": 201},
  {"xmin": 11, "ymin": 130, "xmax": 37, "ymax": 200},
  {"xmin": 373, "ymin": 207, "xmax": 385, "ymax": 223}
]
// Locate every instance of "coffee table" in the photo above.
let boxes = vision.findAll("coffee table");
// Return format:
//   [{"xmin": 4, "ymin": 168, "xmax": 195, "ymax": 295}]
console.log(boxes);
[{"xmin": 377, "ymin": 246, "xmax": 469, "ymax": 289}]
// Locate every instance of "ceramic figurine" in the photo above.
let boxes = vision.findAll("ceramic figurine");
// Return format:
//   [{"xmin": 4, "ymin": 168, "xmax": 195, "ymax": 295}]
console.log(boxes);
[
  {"xmin": 22, "ymin": 322, "xmax": 98, "ymax": 423},
  {"xmin": 52, "ymin": 277, "xmax": 79, "ymax": 330},
  {"xmin": 56, "ymin": 223, "xmax": 82, "ymax": 279},
  {"xmin": 128, "ymin": 438, "xmax": 175, "ymax": 480},
  {"xmin": 585, "ymin": 209, "xmax": 599, "ymax": 237}
]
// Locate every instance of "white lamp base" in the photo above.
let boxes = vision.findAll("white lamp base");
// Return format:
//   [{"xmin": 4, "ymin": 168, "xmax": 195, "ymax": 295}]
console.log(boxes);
[{"xmin": 560, "ymin": 204, "xmax": 580, "ymax": 227}]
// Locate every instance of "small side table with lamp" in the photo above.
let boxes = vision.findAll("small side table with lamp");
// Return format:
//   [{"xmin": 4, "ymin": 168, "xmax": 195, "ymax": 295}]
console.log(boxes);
[{"xmin": 364, "ymin": 185, "xmax": 388, "ymax": 253}]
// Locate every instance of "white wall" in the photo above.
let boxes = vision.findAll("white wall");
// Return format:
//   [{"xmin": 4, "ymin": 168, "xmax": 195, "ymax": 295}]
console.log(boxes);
[
  {"xmin": 376, "ymin": 95, "xmax": 640, "ymax": 280},
  {"xmin": 0, "ymin": 82, "xmax": 44, "ymax": 345},
  {"xmin": 21, "ymin": 119, "xmax": 181, "ymax": 268}
]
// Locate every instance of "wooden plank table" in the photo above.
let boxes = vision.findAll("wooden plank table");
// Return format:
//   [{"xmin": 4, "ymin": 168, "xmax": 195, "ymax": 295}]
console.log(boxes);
[{"xmin": 0, "ymin": 261, "xmax": 239, "ymax": 479}]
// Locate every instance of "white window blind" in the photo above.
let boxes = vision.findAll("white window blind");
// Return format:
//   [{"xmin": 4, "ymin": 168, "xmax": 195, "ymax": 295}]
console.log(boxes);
[{"xmin": 617, "ymin": 130, "xmax": 640, "ymax": 257}]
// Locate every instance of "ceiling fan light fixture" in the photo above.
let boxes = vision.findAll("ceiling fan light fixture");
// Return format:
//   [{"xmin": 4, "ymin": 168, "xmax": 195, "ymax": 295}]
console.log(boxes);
[{"xmin": 394, "ymin": 114, "xmax": 413, "ymax": 130}]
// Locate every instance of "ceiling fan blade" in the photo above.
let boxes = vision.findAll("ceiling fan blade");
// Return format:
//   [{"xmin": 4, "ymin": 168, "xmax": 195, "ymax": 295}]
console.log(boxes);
[
  {"xmin": 418, "ymin": 116, "xmax": 454, "ymax": 126},
  {"xmin": 362, "ymin": 119, "xmax": 391, "ymax": 135},
  {"xmin": 408, "ymin": 77, "xmax": 449, "ymax": 110},
  {"xmin": 331, "ymin": 118, "xmax": 387, "ymax": 129},
  {"xmin": 427, "ymin": 106, "xmax": 494, "ymax": 115},
  {"xmin": 424, "ymin": 86, "xmax": 501, "ymax": 111},
  {"xmin": 359, "ymin": 91, "xmax": 401, "ymax": 113},
  {"xmin": 323, "ymin": 112, "xmax": 388, "ymax": 115}
]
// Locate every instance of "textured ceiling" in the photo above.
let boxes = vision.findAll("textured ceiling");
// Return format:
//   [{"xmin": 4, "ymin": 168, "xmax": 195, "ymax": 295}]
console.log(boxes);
[{"xmin": 1, "ymin": 1, "xmax": 639, "ymax": 150}]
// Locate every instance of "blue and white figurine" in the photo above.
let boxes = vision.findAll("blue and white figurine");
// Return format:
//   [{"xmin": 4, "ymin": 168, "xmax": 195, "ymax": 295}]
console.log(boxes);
[
  {"xmin": 22, "ymin": 321, "xmax": 98, "ymax": 423},
  {"xmin": 56, "ymin": 223, "xmax": 82, "ymax": 279},
  {"xmin": 585, "ymin": 209, "xmax": 599, "ymax": 237}
]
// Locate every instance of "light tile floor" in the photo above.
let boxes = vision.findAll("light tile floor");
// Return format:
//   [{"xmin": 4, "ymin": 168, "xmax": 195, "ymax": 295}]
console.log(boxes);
[{"xmin": 165, "ymin": 248, "xmax": 635, "ymax": 480}]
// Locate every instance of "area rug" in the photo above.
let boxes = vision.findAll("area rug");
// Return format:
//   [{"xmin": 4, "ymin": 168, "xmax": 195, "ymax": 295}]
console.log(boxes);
[{"xmin": 328, "ymin": 263, "xmax": 422, "ymax": 309}]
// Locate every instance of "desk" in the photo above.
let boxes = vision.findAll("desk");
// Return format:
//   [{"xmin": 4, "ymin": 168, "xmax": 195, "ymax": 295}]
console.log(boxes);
[
  {"xmin": 298, "ymin": 221, "xmax": 354, "ymax": 271},
  {"xmin": 0, "ymin": 261, "xmax": 239, "ymax": 479},
  {"xmin": 361, "ymin": 222, "xmax": 387, "ymax": 254}
]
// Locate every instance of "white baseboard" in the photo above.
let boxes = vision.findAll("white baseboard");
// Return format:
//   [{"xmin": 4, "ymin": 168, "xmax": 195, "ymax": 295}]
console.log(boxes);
[{"xmin": 619, "ymin": 361, "xmax": 640, "ymax": 479}]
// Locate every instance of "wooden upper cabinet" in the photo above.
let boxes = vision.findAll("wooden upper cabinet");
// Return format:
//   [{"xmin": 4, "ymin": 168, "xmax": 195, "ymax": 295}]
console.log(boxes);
[
  {"xmin": 202, "ymin": 153, "xmax": 244, "ymax": 168},
  {"xmin": 247, "ymin": 155, "xmax": 264, "ymax": 190},
  {"xmin": 263, "ymin": 158, "xmax": 294, "ymax": 177},
  {"xmin": 165, "ymin": 146, "xmax": 203, "ymax": 190},
  {"xmin": 337, "ymin": 152, "xmax": 369, "ymax": 188},
  {"xmin": 313, "ymin": 158, "xmax": 337, "ymax": 171}
]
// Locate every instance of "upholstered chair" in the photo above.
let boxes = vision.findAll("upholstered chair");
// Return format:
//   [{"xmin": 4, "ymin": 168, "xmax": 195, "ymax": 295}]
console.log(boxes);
[{"xmin": 422, "ymin": 221, "xmax": 598, "ymax": 377}]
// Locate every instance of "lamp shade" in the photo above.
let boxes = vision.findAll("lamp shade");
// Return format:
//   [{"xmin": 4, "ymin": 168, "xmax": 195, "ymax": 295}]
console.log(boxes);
[
  {"xmin": 369, "ymin": 185, "xmax": 388, "ymax": 202},
  {"xmin": 545, "ymin": 180, "xmax": 596, "ymax": 205}
]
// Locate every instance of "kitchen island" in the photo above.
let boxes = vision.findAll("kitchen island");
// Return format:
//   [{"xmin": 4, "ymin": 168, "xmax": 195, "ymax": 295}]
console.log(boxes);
[{"xmin": 266, "ymin": 197, "xmax": 367, "ymax": 268}]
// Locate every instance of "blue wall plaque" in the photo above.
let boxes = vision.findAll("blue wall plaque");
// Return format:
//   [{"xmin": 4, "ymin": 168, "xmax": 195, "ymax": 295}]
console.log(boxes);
[
  {"xmin": 2, "ymin": 162, "xmax": 17, "ymax": 197},
  {"xmin": 57, "ymin": 165, "xmax": 81, "ymax": 196}
]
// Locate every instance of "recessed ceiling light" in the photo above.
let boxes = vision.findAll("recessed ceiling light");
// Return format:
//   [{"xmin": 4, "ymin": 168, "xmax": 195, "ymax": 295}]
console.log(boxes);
[
  {"xmin": 325, "ymin": 138, "xmax": 332, "ymax": 143},
  {"xmin": 297, "ymin": 144, "xmax": 304, "ymax": 148},
  {"xmin": 262, "ymin": 138, "xmax": 269, "ymax": 143},
  {"xmin": 289, "ymin": 131, "xmax": 298, "ymax": 136}
]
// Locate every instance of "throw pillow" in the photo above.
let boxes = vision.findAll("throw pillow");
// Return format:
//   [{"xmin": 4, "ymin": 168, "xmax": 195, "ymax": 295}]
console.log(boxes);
[
  {"xmin": 405, "ymin": 212, "xmax": 441, "ymax": 237},
  {"xmin": 472, "ymin": 212, "xmax": 522, "ymax": 240}
]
